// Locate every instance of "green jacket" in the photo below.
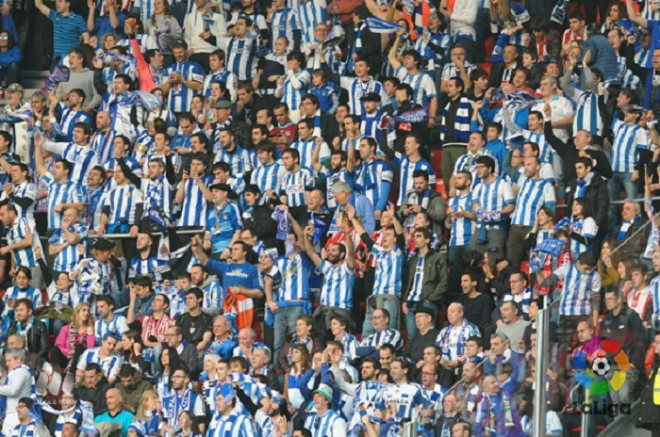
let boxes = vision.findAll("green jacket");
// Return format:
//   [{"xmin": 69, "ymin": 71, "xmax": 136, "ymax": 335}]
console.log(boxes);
[{"xmin": 401, "ymin": 250, "xmax": 447, "ymax": 304}]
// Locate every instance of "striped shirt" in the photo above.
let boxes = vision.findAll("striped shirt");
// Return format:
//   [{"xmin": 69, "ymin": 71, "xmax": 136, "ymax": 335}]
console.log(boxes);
[
  {"xmin": 436, "ymin": 319, "xmax": 481, "ymax": 360},
  {"xmin": 360, "ymin": 327, "xmax": 403, "ymax": 350},
  {"xmin": 297, "ymin": 0, "xmax": 326, "ymax": 45},
  {"xmin": 280, "ymin": 166, "xmax": 315, "ymax": 207},
  {"xmin": 129, "ymin": 254, "xmax": 171, "ymax": 282},
  {"xmin": 269, "ymin": 8, "xmax": 299, "ymax": 46},
  {"xmin": 573, "ymin": 90, "xmax": 603, "ymax": 136},
  {"xmin": 204, "ymin": 69, "xmax": 238, "ymax": 101},
  {"xmin": 615, "ymin": 55, "xmax": 642, "ymax": 89},
  {"xmin": 376, "ymin": 382, "xmax": 431, "ymax": 424},
  {"xmin": 611, "ymin": 119, "xmax": 648, "ymax": 173},
  {"xmin": 103, "ymin": 183, "xmax": 144, "ymax": 225},
  {"xmin": 94, "ymin": 314, "xmax": 130, "ymax": 343},
  {"xmin": 178, "ymin": 175, "xmax": 214, "ymax": 227},
  {"xmin": 290, "ymin": 140, "xmax": 317, "ymax": 170},
  {"xmin": 142, "ymin": 175, "xmax": 174, "ymax": 219},
  {"xmin": 214, "ymin": 145, "xmax": 253, "ymax": 175},
  {"xmin": 473, "ymin": 177, "xmax": 515, "ymax": 231},
  {"xmin": 371, "ymin": 245, "xmax": 404, "ymax": 296},
  {"xmin": 7, "ymin": 218, "xmax": 36, "ymax": 267},
  {"xmin": 555, "ymin": 263, "xmax": 601, "ymax": 317},
  {"xmin": 320, "ymin": 260, "xmax": 354, "ymax": 309},
  {"xmin": 511, "ymin": 178, "xmax": 556, "ymax": 226},
  {"xmin": 449, "ymin": 193, "xmax": 475, "ymax": 247},
  {"xmin": 251, "ymin": 162, "xmax": 286, "ymax": 204},
  {"xmin": 49, "ymin": 10, "xmax": 88, "ymax": 57},
  {"xmin": 165, "ymin": 61, "xmax": 204, "ymax": 113},
  {"xmin": 56, "ymin": 102, "xmax": 91, "ymax": 142},
  {"xmin": 491, "ymin": 2, "xmax": 530, "ymax": 46},
  {"xmin": 502, "ymin": 288, "xmax": 533, "ymax": 319},
  {"xmin": 282, "ymin": 69, "xmax": 311, "ymax": 111},
  {"xmin": 50, "ymin": 224, "xmax": 88, "ymax": 272},
  {"xmin": 569, "ymin": 216, "xmax": 597, "ymax": 256},
  {"xmin": 392, "ymin": 153, "xmax": 436, "ymax": 206},
  {"xmin": 395, "ymin": 66, "xmax": 437, "ymax": 107},
  {"xmin": 207, "ymin": 201, "xmax": 242, "ymax": 253},
  {"xmin": 341, "ymin": 77, "xmax": 390, "ymax": 116},
  {"xmin": 304, "ymin": 410, "xmax": 347, "ymax": 437},
  {"xmin": 227, "ymin": 36, "xmax": 258, "ymax": 81},
  {"xmin": 320, "ymin": 167, "xmax": 353, "ymax": 212},
  {"xmin": 90, "ymin": 128, "xmax": 116, "ymax": 166},
  {"xmin": 43, "ymin": 142, "xmax": 99, "ymax": 187},
  {"xmin": 77, "ymin": 347, "xmax": 123, "ymax": 380},
  {"xmin": 271, "ymin": 254, "xmax": 312, "ymax": 301},
  {"xmin": 353, "ymin": 159, "xmax": 393, "ymax": 213},
  {"xmin": 207, "ymin": 411, "xmax": 255, "ymax": 437},
  {"xmin": 407, "ymin": 255, "xmax": 426, "ymax": 302},
  {"xmin": 203, "ymin": 280, "xmax": 224, "ymax": 310},
  {"xmin": 4, "ymin": 180, "xmax": 36, "ymax": 222},
  {"xmin": 651, "ymin": 275, "xmax": 660, "ymax": 317},
  {"xmin": 42, "ymin": 173, "xmax": 84, "ymax": 229}
]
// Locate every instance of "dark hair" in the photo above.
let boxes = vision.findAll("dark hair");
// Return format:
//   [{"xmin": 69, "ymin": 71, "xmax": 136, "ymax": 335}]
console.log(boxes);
[
  {"xmin": 475, "ymin": 155, "xmax": 495, "ymax": 173},
  {"xmin": 96, "ymin": 294, "xmax": 116, "ymax": 308},
  {"xmin": 466, "ymin": 336, "xmax": 483, "ymax": 348},
  {"xmin": 573, "ymin": 197, "xmax": 594, "ymax": 219},
  {"xmin": 0, "ymin": 131, "xmax": 12, "ymax": 144},
  {"xmin": 119, "ymin": 363, "xmax": 137, "ymax": 378},
  {"xmin": 577, "ymin": 251, "xmax": 596, "ymax": 268},
  {"xmin": 185, "ymin": 287, "xmax": 204, "ymax": 300},
  {"xmin": 449, "ymin": 77, "xmax": 465, "ymax": 92},
  {"xmin": 301, "ymin": 94, "xmax": 319, "ymax": 107},
  {"xmin": 282, "ymin": 148, "xmax": 300, "ymax": 163},
  {"xmin": 530, "ymin": 16, "xmax": 549, "ymax": 33},
  {"xmin": 470, "ymin": 68, "xmax": 489, "ymax": 82},
  {"xmin": 286, "ymin": 51, "xmax": 305, "ymax": 65},
  {"xmin": 56, "ymin": 158, "xmax": 73, "ymax": 176},
  {"xmin": 245, "ymin": 184, "xmax": 261, "ymax": 196},
  {"xmin": 74, "ymin": 122, "xmax": 92, "ymax": 138}
]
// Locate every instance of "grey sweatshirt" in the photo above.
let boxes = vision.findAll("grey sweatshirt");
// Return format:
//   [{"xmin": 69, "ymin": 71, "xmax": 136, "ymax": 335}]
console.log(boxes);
[{"xmin": 55, "ymin": 67, "xmax": 102, "ymax": 109}]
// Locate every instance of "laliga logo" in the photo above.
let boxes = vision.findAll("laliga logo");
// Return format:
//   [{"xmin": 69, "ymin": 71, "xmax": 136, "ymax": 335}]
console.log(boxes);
[{"xmin": 572, "ymin": 339, "xmax": 631, "ymax": 396}]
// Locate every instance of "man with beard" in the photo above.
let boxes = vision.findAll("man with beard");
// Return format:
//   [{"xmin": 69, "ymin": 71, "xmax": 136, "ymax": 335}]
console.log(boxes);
[
  {"xmin": 137, "ymin": 154, "xmax": 176, "ymax": 224},
  {"xmin": 74, "ymin": 363, "xmax": 112, "ymax": 416},
  {"xmin": 333, "ymin": 357, "xmax": 383, "ymax": 434},
  {"xmin": 163, "ymin": 368, "xmax": 206, "ymax": 433},
  {"xmin": 475, "ymin": 375, "xmax": 523, "ymax": 436},
  {"xmin": 313, "ymin": 146, "xmax": 351, "ymax": 214},
  {"xmin": 446, "ymin": 171, "xmax": 476, "ymax": 302},
  {"xmin": 350, "ymin": 137, "xmax": 392, "ymax": 221},
  {"xmin": 128, "ymin": 231, "xmax": 172, "ymax": 283},
  {"xmin": 114, "ymin": 364, "xmax": 154, "ymax": 413},
  {"xmin": 191, "ymin": 263, "xmax": 223, "ymax": 316},
  {"xmin": 455, "ymin": 361, "xmax": 483, "ymax": 426},
  {"xmin": 242, "ymin": 185, "xmax": 278, "ymax": 250}
]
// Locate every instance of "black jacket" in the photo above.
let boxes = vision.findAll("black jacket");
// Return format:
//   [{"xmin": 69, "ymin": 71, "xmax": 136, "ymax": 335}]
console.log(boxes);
[
  {"xmin": 544, "ymin": 121, "xmax": 613, "ymax": 182},
  {"xmin": 235, "ymin": 94, "xmax": 271, "ymax": 125},
  {"xmin": 488, "ymin": 62, "xmax": 519, "ymax": 90},
  {"xmin": 8, "ymin": 319, "xmax": 48, "ymax": 360},
  {"xmin": 403, "ymin": 327, "xmax": 440, "ymax": 365},
  {"xmin": 638, "ymin": 356, "xmax": 660, "ymax": 429},
  {"xmin": 350, "ymin": 22, "xmax": 382, "ymax": 74},
  {"xmin": 612, "ymin": 216, "xmax": 650, "ymax": 259},
  {"xmin": 74, "ymin": 376, "xmax": 112, "ymax": 416},
  {"xmin": 566, "ymin": 172, "xmax": 610, "ymax": 232},
  {"xmin": 243, "ymin": 204, "xmax": 278, "ymax": 250},
  {"xmin": 599, "ymin": 306, "xmax": 647, "ymax": 369}
]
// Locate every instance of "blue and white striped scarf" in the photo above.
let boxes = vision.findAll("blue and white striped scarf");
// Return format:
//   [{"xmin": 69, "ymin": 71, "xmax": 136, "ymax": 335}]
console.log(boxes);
[
  {"xmin": 54, "ymin": 408, "xmax": 82, "ymax": 437},
  {"xmin": 365, "ymin": 16, "xmax": 405, "ymax": 34},
  {"xmin": 440, "ymin": 97, "xmax": 471, "ymax": 143}
]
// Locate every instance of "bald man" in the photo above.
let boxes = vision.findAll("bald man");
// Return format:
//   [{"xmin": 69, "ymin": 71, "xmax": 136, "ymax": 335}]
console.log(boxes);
[{"xmin": 94, "ymin": 388, "xmax": 135, "ymax": 437}]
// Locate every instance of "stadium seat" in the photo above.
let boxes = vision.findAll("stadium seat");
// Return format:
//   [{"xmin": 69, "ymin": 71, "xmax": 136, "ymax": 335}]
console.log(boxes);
[
  {"xmin": 476, "ymin": 62, "xmax": 492, "ymax": 77},
  {"xmin": 484, "ymin": 37, "xmax": 495, "ymax": 63}
]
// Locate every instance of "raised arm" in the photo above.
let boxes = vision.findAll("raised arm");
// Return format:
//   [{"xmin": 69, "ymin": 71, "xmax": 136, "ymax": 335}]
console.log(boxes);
[
  {"xmin": 34, "ymin": 0, "xmax": 51, "ymax": 17},
  {"xmin": 626, "ymin": 0, "xmax": 648, "ymax": 28},
  {"xmin": 387, "ymin": 30, "xmax": 404, "ymax": 72}
]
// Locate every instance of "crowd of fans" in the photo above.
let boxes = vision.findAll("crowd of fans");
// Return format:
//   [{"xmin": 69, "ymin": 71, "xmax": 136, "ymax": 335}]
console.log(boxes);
[{"xmin": 0, "ymin": 0, "xmax": 660, "ymax": 435}]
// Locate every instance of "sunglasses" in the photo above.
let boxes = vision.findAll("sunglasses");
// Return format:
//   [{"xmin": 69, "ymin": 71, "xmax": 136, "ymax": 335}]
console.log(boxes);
[{"xmin": 0, "ymin": 36, "xmax": 8, "ymax": 41}]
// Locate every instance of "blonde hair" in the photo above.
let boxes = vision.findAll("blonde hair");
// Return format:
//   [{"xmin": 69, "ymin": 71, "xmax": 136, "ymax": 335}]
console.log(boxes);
[
  {"xmin": 73, "ymin": 303, "xmax": 93, "ymax": 330},
  {"xmin": 490, "ymin": 0, "xmax": 512, "ymax": 24},
  {"xmin": 134, "ymin": 390, "xmax": 160, "ymax": 421}
]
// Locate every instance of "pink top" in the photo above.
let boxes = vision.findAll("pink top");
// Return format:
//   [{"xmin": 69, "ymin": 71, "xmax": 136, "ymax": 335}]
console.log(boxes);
[{"xmin": 54, "ymin": 323, "xmax": 96, "ymax": 356}]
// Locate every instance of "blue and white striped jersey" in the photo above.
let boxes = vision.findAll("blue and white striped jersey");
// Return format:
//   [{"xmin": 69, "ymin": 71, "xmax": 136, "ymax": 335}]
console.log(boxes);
[
  {"xmin": 129, "ymin": 254, "xmax": 171, "ymax": 283},
  {"xmin": 297, "ymin": 0, "xmax": 326, "ymax": 45},
  {"xmin": 280, "ymin": 167, "xmax": 315, "ymax": 207},
  {"xmin": 490, "ymin": 2, "xmax": 530, "ymax": 46},
  {"xmin": 226, "ymin": 36, "xmax": 258, "ymax": 81},
  {"xmin": 394, "ymin": 66, "xmax": 437, "ymax": 107},
  {"xmin": 50, "ymin": 224, "xmax": 88, "ymax": 272},
  {"xmin": 360, "ymin": 327, "xmax": 403, "ymax": 350},
  {"xmin": 436, "ymin": 319, "xmax": 481, "ymax": 360},
  {"xmin": 449, "ymin": 193, "xmax": 475, "ymax": 247},
  {"xmin": 615, "ymin": 55, "xmax": 642, "ymax": 89},
  {"xmin": 611, "ymin": 119, "xmax": 649, "ymax": 173},
  {"xmin": 281, "ymin": 69, "xmax": 311, "ymax": 110},
  {"xmin": 165, "ymin": 61, "xmax": 204, "ymax": 113},
  {"xmin": 102, "ymin": 183, "xmax": 144, "ymax": 225},
  {"xmin": 77, "ymin": 347, "xmax": 123, "ymax": 381},
  {"xmin": 270, "ymin": 253, "xmax": 313, "ymax": 301},
  {"xmin": 502, "ymin": 288, "xmax": 533, "ymax": 318},
  {"xmin": 407, "ymin": 255, "xmax": 427, "ymax": 302},
  {"xmin": 94, "ymin": 314, "xmax": 130, "ymax": 343},
  {"xmin": 511, "ymin": 178, "xmax": 556, "ymax": 226},
  {"xmin": 214, "ymin": 145, "xmax": 253, "ymax": 175},
  {"xmin": 90, "ymin": 128, "xmax": 116, "ymax": 166},
  {"xmin": 371, "ymin": 245, "xmax": 404, "ymax": 296},
  {"xmin": 555, "ymin": 263, "xmax": 601, "ymax": 317},
  {"xmin": 569, "ymin": 216, "xmax": 597, "ymax": 256},
  {"xmin": 416, "ymin": 32, "xmax": 451, "ymax": 70},
  {"xmin": 392, "ymin": 153, "xmax": 437, "ymax": 206},
  {"xmin": 340, "ymin": 77, "xmax": 390, "ymax": 116},
  {"xmin": 204, "ymin": 69, "xmax": 238, "ymax": 101},
  {"xmin": 376, "ymin": 382, "xmax": 431, "ymax": 424},
  {"xmin": 42, "ymin": 173, "xmax": 84, "ymax": 230},
  {"xmin": 178, "ymin": 175, "xmax": 214, "ymax": 227},
  {"xmin": 203, "ymin": 279, "xmax": 224, "ymax": 309},
  {"xmin": 142, "ymin": 175, "xmax": 174, "ymax": 219},
  {"xmin": 43, "ymin": 141, "xmax": 99, "ymax": 187},
  {"xmin": 207, "ymin": 411, "xmax": 255, "ymax": 437},
  {"xmin": 290, "ymin": 140, "xmax": 316, "ymax": 170},
  {"xmin": 55, "ymin": 102, "xmax": 91, "ymax": 142},
  {"xmin": 251, "ymin": 162, "xmax": 286, "ymax": 203},
  {"xmin": 320, "ymin": 260, "xmax": 354, "ymax": 309},
  {"xmin": 269, "ymin": 8, "xmax": 299, "ymax": 46},
  {"xmin": 337, "ymin": 332, "xmax": 359, "ymax": 364},
  {"xmin": 473, "ymin": 177, "xmax": 515, "ymax": 231},
  {"xmin": 361, "ymin": 111, "xmax": 388, "ymax": 147},
  {"xmin": 572, "ymin": 90, "xmax": 603, "ymax": 136},
  {"xmin": 2, "ymin": 180, "xmax": 36, "ymax": 222},
  {"xmin": 304, "ymin": 410, "xmax": 347, "ymax": 437},
  {"xmin": 7, "ymin": 218, "xmax": 36, "ymax": 268},
  {"xmin": 353, "ymin": 159, "xmax": 394, "ymax": 213},
  {"xmin": 453, "ymin": 149, "xmax": 498, "ymax": 189}
]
